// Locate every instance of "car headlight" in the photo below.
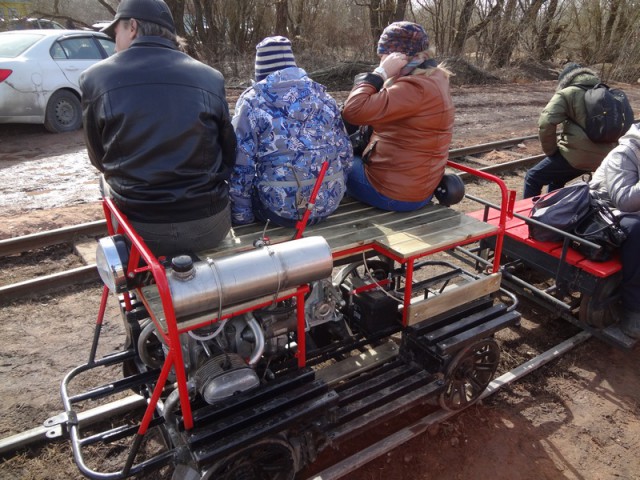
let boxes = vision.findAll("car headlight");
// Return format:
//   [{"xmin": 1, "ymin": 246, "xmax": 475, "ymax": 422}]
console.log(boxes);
[{"xmin": 95, "ymin": 235, "xmax": 130, "ymax": 293}]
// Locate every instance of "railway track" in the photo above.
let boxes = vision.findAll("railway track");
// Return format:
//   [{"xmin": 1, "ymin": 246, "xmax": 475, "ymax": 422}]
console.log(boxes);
[
  {"xmin": 0, "ymin": 134, "xmax": 606, "ymax": 478},
  {"xmin": 0, "ymin": 135, "xmax": 540, "ymax": 303},
  {"xmin": 0, "ymin": 330, "xmax": 591, "ymax": 470}
]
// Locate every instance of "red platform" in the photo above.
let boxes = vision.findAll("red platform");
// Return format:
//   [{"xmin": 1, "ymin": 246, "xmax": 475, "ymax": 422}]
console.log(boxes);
[{"xmin": 467, "ymin": 198, "xmax": 621, "ymax": 279}]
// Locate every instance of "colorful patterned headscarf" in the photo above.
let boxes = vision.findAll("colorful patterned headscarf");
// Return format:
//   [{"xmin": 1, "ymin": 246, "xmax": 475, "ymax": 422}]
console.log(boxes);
[{"xmin": 377, "ymin": 21, "xmax": 429, "ymax": 57}]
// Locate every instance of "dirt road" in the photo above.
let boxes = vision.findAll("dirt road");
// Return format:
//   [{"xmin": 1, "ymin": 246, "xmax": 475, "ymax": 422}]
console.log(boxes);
[{"xmin": 1, "ymin": 81, "xmax": 639, "ymax": 480}]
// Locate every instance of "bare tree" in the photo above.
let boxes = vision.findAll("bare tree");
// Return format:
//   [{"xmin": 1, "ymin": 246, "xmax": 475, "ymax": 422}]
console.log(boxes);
[
  {"xmin": 275, "ymin": 0, "xmax": 288, "ymax": 36},
  {"xmin": 22, "ymin": 0, "xmax": 640, "ymax": 83},
  {"xmin": 354, "ymin": 0, "xmax": 408, "ymax": 57},
  {"xmin": 533, "ymin": 0, "xmax": 565, "ymax": 62},
  {"xmin": 166, "ymin": 0, "xmax": 186, "ymax": 36}
]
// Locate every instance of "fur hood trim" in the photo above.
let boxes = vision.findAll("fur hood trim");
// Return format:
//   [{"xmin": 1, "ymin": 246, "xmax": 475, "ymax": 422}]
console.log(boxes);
[{"xmin": 557, "ymin": 67, "xmax": 598, "ymax": 91}]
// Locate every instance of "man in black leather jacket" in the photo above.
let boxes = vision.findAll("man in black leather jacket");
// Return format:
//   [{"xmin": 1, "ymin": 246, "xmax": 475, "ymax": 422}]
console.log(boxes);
[{"xmin": 80, "ymin": 0, "xmax": 236, "ymax": 257}]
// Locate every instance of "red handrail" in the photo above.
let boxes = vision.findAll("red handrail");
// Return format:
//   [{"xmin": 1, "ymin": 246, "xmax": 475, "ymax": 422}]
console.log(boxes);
[
  {"xmin": 446, "ymin": 160, "xmax": 516, "ymax": 273},
  {"xmin": 294, "ymin": 160, "xmax": 329, "ymax": 239}
]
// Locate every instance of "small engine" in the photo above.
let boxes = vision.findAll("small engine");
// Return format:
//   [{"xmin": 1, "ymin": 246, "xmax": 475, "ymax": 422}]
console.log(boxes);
[{"xmin": 126, "ymin": 237, "xmax": 349, "ymax": 405}]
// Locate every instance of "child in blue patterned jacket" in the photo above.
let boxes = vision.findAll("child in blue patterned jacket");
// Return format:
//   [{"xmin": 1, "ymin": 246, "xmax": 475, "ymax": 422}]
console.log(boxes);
[{"xmin": 230, "ymin": 36, "xmax": 353, "ymax": 227}]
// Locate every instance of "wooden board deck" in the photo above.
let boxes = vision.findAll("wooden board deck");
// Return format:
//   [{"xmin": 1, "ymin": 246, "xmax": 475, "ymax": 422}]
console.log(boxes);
[
  {"xmin": 405, "ymin": 273, "xmax": 502, "ymax": 326},
  {"xmin": 198, "ymin": 198, "xmax": 499, "ymax": 262},
  {"xmin": 467, "ymin": 198, "xmax": 622, "ymax": 278}
]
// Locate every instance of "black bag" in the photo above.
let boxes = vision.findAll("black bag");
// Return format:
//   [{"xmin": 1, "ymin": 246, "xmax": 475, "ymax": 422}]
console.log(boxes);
[
  {"xmin": 348, "ymin": 125, "xmax": 373, "ymax": 156},
  {"xmin": 340, "ymin": 104, "xmax": 373, "ymax": 156},
  {"xmin": 577, "ymin": 83, "xmax": 634, "ymax": 143},
  {"xmin": 571, "ymin": 194, "xmax": 627, "ymax": 262},
  {"xmin": 529, "ymin": 181, "xmax": 591, "ymax": 242}
]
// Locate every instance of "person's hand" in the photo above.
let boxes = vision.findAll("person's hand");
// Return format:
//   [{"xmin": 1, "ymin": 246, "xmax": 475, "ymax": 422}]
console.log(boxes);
[{"xmin": 379, "ymin": 52, "xmax": 408, "ymax": 79}]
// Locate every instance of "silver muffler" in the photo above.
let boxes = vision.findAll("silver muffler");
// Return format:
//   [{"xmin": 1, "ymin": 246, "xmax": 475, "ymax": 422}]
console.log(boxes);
[{"xmin": 166, "ymin": 236, "xmax": 333, "ymax": 319}]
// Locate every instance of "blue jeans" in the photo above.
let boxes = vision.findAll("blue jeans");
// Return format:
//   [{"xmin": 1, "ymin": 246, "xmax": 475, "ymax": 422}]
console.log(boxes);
[
  {"xmin": 620, "ymin": 214, "xmax": 640, "ymax": 312},
  {"xmin": 523, "ymin": 151, "xmax": 589, "ymax": 199},
  {"xmin": 346, "ymin": 157, "xmax": 432, "ymax": 211}
]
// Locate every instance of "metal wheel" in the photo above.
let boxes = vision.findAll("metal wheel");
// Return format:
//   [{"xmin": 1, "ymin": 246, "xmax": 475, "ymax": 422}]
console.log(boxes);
[
  {"xmin": 200, "ymin": 437, "xmax": 298, "ymax": 480},
  {"xmin": 439, "ymin": 338, "xmax": 500, "ymax": 411},
  {"xmin": 334, "ymin": 259, "xmax": 391, "ymax": 288},
  {"xmin": 579, "ymin": 274, "xmax": 622, "ymax": 328},
  {"xmin": 44, "ymin": 90, "xmax": 82, "ymax": 132}
]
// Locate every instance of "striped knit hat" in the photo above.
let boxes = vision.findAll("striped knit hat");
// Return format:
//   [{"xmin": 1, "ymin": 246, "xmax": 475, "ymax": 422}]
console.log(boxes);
[
  {"xmin": 377, "ymin": 22, "xmax": 429, "ymax": 57},
  {"xmin": 255, "ymin": 36, "xmax": 297, "ymax": 82}
]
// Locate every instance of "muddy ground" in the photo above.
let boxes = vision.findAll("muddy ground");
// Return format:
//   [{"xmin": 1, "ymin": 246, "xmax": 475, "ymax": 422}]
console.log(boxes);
[{"xmin": 1, "ymin": 80, "xmax": 640, "ymax": 480}]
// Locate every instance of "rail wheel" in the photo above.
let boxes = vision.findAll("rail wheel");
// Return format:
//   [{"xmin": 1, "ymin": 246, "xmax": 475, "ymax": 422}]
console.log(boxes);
[
  {"xmin": 334, "ymin": 258, "xmax": 391, "ymax": 288},
  {"xmin": 579, "ymin": 274, "xmax": 621, "ymax": 329},
  {"xmin": 200, "ymin": 437, "xmax": 298, "ymax": 480},
  {"xmin": 439, "ymin": 338, "xmax": 500, "ymax": 411}
]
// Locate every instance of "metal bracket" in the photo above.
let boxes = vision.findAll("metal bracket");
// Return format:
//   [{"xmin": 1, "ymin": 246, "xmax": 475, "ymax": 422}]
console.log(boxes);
[{"xmin": 43, "ymin": 411, "xmax": 77, "ymax": 439}]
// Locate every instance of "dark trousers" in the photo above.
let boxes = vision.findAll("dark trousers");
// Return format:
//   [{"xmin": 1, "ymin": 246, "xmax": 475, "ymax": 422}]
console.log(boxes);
[
  {"xmin": 252, "ymin": 192, "xmax": 324, "ymax": 229},
  {"xmin": 129, "ymin": 204, "xmax": 231, "ymax": 258},
  {"xmin": 101, "ymin": 175, "xmax": 231, "ymax": 258},
  {"xmin": 523, "ymin": 151, "xmax": 589, "ymax": 199},
  {"xmin": 620, "ymin": 214, "xmax": 640, "ymax": 312}
]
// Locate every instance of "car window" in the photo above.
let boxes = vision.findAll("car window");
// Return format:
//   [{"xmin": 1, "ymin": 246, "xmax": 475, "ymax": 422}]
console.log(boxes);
[
  {"xmin": 56, "ymin": 37, "xmax": 102, "ymax": 60},
  {"xmin": 97, "ymin": 37, "xmax": 116, "ymax": 57},
  {"xmin": 0, "ymin": 33, "xmax": 42, "ymax": 57},
  {"xmin": 5, "ymin": 18, "xmax": 64, "ymax": 30},
  {"xmin": 50, "ymin": 42, "xmax": 66, "ymax": 59},
  {"xmin": 39, "ymin": 19, "xmax": 64, "ymax": 29}
]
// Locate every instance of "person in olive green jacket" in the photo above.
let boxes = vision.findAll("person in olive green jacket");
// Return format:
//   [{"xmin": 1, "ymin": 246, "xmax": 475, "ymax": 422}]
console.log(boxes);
[{"xmin": 523, "ymin": 63, "xmax": 617, "ymax": 198}]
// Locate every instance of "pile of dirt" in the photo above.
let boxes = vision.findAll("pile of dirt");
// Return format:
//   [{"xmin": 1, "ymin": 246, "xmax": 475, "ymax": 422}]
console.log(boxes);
[
  {"xmin": 444, "ymin": 56, "xmax": 503, "ymax": 86},
  {"xmin": 309, "ymin": 61, "xmax": 376, "ymax": 90},
  {"xmin": 497, "ymin": 58, "xmax": 560, "ymax": 84},
  {"xmin": 308, "ymin": 56, "xmax": 562, "ymax": 90}
]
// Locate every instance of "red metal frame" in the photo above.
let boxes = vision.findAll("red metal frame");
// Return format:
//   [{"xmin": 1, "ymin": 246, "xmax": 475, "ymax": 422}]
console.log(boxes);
[
  {"xmin": 294, "ymin": 161, "xmax": 329, "ymax": 239},
  {"xmin": 330, "ymin": 162, "xmax": 515, "ymax": 326},
  {"xmin": 101, "ymin": 198, "xmax": 311, "ymax": 433},
  {"xmin": 446, "ymin": 160, "xmax": 515, "ymax": 274},
  {"xmin": 97, "ymin": 163, "xmax": 514, "ymax": 430}
]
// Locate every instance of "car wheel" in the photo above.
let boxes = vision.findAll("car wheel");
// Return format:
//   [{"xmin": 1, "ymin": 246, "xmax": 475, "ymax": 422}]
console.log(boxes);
[{"xmin": 44, "ymin": 90, "xmax": 82, "ymax": 133}]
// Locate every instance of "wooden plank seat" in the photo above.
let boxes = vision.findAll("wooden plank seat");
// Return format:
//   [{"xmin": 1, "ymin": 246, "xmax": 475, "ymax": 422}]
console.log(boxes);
[
  {"xmin": 466, "ymin": 197, "xmax": 622, "ymax": 279},
  {"xmin": 198, "ymin": 197, "xmax": 499, "ymax": 263}
]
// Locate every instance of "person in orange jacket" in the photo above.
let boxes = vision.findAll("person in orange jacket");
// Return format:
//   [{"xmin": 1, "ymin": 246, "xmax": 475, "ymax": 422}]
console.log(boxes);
[{"xmin": 342, "ymin": 21, "xmax": 454, "ymax": 211}]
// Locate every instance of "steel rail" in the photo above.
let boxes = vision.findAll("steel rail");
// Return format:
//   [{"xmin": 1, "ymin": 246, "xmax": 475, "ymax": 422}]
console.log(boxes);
[
  {"xmin": 449, "ymin": 134, "xmax": 537, "ymax": 158},
  {"xmin": 0, "ymin": 220, "xmax": 106, "ymax": 257},
  {"xmin": 0, "ymin": 395, "xmax": 147, "ymax": 456},
  {"xmin": 0, "ymin": 265, "xmax": 100, "ymax": 302},
  {"xmin": 308, "ymin": 330, "xmax": 592, "ymax": 480},
  {"xmin": 0, "ymin": 332, "xmax": 591, "ymax": 466},
  {"xmin": 457, "ymin": 153, "xmax": 545, "ymax": 180},
  {"xmin": 0, "ymin": 136, "xmax": 539, "ymax": 259}
]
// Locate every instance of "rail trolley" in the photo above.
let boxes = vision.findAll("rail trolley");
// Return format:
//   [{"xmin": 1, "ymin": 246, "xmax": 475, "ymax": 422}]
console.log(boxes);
[
  {"xmin": 60, "ymin": 161, "xmax": 521, "ymax": 479},
  {"xmin": 466, "ymin": 196, "xmax": 636, "ymax": 350}
]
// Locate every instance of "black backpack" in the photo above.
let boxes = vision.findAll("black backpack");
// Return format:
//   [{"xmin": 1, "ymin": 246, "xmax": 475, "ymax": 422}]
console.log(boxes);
[{"xmin": 576, "ymin": 83, "xmax": 634, "ymax": 143}]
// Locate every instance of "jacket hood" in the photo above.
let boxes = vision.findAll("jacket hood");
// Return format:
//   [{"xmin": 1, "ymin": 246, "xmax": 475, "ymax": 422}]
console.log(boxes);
[
  {"xmin": 557, "ymin": 67, "xmax": 599, "ymax": 90},
  {"xmin": 619, "ymin": 122, "xmax": 640, "ymax": 146},
  {"xmin": 253, "ymin": 67, "xmax": 327, "ymax": 121}
]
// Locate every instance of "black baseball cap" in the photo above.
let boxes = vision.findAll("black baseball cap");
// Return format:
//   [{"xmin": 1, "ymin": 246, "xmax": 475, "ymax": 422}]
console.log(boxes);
[{"xmin": 101, "ymin": 0, "xmax": 175, "ymax": 38}]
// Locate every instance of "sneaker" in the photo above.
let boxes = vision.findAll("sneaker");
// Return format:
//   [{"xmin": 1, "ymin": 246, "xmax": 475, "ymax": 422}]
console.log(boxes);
[{"xmin": 620, "ymin": 309, "xmax": 640, "ymax": 339}]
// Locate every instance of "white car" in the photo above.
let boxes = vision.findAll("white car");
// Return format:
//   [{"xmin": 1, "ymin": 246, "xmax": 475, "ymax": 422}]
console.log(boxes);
[{"xmin": 0, "ymin": 29, "xmax": 115, "ymax": 132}]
